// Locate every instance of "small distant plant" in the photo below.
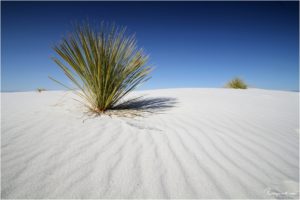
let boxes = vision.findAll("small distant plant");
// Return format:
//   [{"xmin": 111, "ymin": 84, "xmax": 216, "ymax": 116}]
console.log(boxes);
[
  {"xmin": 37, "ymin": 88, "xmax": 46, "ymax": 93},
  {"xmin": 50, "ymin": 21, "xmax": 152, "ymax": 114},
  {"xmin": 225, "ymin": 77, "xmax": 247, "ymax": 89}
]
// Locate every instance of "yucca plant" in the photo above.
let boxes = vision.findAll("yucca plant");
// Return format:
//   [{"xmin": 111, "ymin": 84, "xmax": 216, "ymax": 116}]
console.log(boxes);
[
  {"xmin": 36, "ymin": 88, "xmax": 46, "ymax": 93},
  {"xmin": 50, "ymin": 22, "xmax": 152, "ymax": 113},
  {"xmin": 225, "ymin": 77, "xmax": 248, "ymax": 89}
]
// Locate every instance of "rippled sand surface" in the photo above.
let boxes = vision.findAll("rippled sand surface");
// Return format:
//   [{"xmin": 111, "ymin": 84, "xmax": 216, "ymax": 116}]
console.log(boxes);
[{"xmin": 1, "ymin": 88, "xmax": 299, "ymax": 198}]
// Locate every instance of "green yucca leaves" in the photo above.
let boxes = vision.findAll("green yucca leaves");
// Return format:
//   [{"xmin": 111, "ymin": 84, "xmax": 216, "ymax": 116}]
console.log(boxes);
[
  {"xmin": 51, "ymin": 22, "xmax": 152, "ymax": 113},
  {"xmin": 225, "ymin": 77, "xmax": 248, "ymax": 89}
]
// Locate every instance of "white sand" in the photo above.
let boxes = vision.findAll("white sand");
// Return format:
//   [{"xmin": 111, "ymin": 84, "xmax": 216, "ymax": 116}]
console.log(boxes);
[{"xmin": 1, "ymin": 88, "xmax": 299, "ymax": 199}]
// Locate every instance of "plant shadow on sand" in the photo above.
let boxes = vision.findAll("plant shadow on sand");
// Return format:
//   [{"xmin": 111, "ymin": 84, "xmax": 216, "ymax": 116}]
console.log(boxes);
[
  {"xmin": 115, "ymin": 97, "xmax": 177, "ymax": 112},
  {"xmin": 83, "ymin": 96, "xmax": 178, "ymax": 121},
  {"xmin": 108, "ymin": 96, "xmax": 177, "ymax": 117}
]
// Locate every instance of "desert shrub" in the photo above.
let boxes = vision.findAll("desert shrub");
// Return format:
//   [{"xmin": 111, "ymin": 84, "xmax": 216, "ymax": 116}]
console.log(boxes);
[
  {"xmin": 37, "ymin": 88, "xmax": 46, "ymax": 93},
  {"xmin": 225, "ymin": 77, "xmax": 247, "ymax": 89},
  {"xmin": 50, "ymin": 22, "xmax": 152, "ymax": 113}
]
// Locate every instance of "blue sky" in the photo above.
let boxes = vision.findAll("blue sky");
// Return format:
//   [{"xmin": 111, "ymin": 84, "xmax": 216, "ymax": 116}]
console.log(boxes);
[{"xmin": 1, "ymin": 1, "xmax": 299, "ymax": 92}]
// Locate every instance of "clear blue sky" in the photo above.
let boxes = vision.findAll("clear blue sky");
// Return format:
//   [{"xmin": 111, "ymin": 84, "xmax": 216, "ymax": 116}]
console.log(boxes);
[{"xmin": 1, "ymin": 1, "xmax": 299, "ymax": 92}]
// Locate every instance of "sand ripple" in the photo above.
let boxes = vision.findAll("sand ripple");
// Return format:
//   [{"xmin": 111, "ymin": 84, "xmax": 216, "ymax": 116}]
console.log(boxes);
[{"xmin": 1, "ymin": 89, "xmax": 299, "ymax": 198}]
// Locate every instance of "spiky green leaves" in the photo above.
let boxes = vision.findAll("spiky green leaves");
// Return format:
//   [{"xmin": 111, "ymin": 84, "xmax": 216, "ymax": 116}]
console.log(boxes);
[
  {"xmin": 225, "ymin": 77, "xmax": 248, "ymax": 89},
  {"xmin": 51, "ymin": 22, "xmax": 152, "ymax": 113}
]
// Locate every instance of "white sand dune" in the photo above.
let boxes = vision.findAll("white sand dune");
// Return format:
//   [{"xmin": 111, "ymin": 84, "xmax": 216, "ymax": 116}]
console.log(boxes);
[{"xmin": 1, "ymin": 88, "xmax": 299, "ymax": 199}]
